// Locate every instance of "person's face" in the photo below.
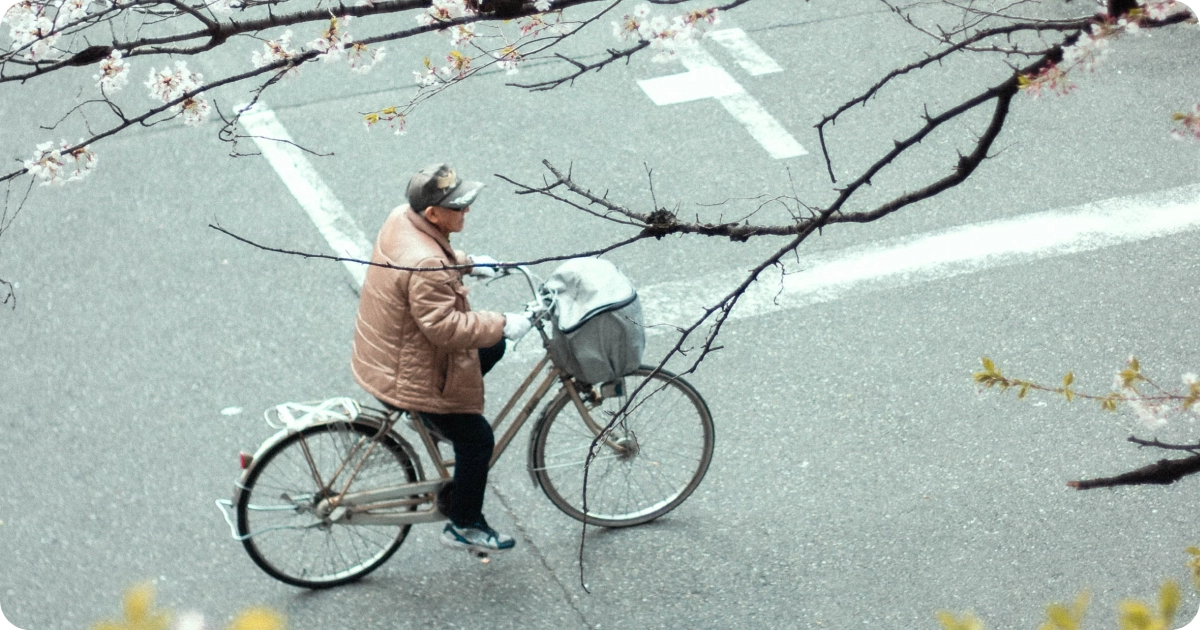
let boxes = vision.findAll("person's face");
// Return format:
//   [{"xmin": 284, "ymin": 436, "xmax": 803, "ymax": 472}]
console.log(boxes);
[{"xmin": 424, "ymin": 204, "xmax": 468, "ymax": 235}]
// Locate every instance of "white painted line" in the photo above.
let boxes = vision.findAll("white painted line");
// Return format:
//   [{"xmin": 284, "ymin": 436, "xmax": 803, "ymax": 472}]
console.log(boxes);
[
  {"xmin": 238, "ymin": 104, "xmax": 373, "ymax": 287},
  {"xmin": 638, "ymin": 44, "xmax": 806, "ymax": 159},
  {"xmin": 503, "ymin": 184, "xmax": 1200, "ymax": 360},
  {"xmin": 678, "ymin": 45, "xmax": 806, "ymax": 159},
  {"xmin": 242, "ymin": 103, "xmax": 1200, "ymax": 366},
  {"xmin": 712, "ymin": 91, "xmax": 807, "ymax": 159},
  {"xmin": 707, "ymin": 28, "xmax": 783, "ymax": 76},
  {"xmin": 638, "ymin": 64, "xmax": 743, "ymax": 105},
  {"xmin": 641, "ymin": 184, "xmax": 1200, "ymax": 331}
]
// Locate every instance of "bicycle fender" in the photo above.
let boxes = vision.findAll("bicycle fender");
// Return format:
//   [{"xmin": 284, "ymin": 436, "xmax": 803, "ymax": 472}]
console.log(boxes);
[{"xmin": 526, "ymin": 407, "xmax": 554, "ymax": 489}]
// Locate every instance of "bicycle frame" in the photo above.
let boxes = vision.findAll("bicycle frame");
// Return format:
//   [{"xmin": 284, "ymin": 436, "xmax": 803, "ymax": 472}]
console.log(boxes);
[{"xmin": 223, "ymin": 266, "xmax": 623, "ymax": 535}]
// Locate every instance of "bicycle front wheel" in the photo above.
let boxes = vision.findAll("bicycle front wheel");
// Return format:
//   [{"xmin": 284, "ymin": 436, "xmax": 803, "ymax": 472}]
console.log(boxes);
[
  {"xmin": 532, "ymin": 366, "xmax": 714, "ymax": 528},
  {"xmin": 236, "ymin": 420, "xmax": 418, "ymax": 588}
]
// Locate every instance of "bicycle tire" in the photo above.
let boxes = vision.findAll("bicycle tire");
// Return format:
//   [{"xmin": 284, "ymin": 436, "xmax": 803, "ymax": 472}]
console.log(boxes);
[
  {"xmin": 236, "ymin": 420, "xmax": 418, "ymax": 588},
  {"xmin": 531, "ymin": 366, "xmax": 714, "ymax": 528}
]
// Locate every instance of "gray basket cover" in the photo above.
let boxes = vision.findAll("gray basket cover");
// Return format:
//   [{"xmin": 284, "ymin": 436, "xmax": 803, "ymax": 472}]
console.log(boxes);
[{"xmin": 542, "ymin": 258, "xmax": 645, "ymax": 384}]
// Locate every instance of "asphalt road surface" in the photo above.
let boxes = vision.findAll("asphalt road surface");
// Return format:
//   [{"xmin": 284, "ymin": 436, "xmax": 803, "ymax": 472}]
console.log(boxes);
[{"xmin": 2, "ymin": 1, "xmax": 1200, "ymax": 628}]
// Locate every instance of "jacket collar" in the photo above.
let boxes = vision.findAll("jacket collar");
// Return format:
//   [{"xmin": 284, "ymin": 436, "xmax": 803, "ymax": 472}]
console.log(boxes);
[{"xmin": 403, "ymin": 205, "xmax": 456, "ymax": 261}]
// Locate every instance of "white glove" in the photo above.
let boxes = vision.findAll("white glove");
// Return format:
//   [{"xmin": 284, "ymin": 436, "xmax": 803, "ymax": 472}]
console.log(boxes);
[
  {"xmin": 503, "ymin": 312, "xmax": 532, "ymax": 340},
  {"xmin": 468, "ymin": 254, "xmax": 499, "ymax": 278}
]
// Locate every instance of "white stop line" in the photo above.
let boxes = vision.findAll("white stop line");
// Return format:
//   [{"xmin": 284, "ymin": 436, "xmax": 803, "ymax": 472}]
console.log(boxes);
[
  {"xmin": 638, "ymin": 29, "xmax": 806, "ymax": 160},
  {"xmin": 239, "ymin": 103, "xmax": 1200, "ymax": 337}
]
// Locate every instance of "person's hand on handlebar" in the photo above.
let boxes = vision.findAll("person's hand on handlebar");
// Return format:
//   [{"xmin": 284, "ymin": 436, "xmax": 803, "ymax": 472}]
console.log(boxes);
[
  {"xmin": 467, "ymin": 254, "xmax": 500, "ymax": 278},
  {"xmin": 502, "ymin": 312, "xmax": 533, "ymax": 340}
]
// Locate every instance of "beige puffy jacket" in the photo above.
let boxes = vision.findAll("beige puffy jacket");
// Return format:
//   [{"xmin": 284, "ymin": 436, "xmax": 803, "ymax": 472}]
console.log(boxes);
[{"xmin": 351, "ymin": 206, "xmax": 505, "ymax": 415}]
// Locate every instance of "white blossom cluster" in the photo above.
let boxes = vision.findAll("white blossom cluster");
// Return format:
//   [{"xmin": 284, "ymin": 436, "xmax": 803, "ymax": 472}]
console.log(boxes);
[
  {"xmin": 144, "ymin": 61, "xmax": 211, "ymax": 126},
  {"xmin": 293, "ymin": 16, "xmax": 385, "ymax": 74},
  {"xmin": 3, "ymin": 0, "xmax": 100, "ymax": 60},
  {"xmin": 416, "ymin": 0, "xmax": 472, "ymax": 28},
  {"xmin": 93, "ymin": 49, "xmax": 129, "ymax": 92},
  {"xmin": 1138, "ymin": 0, "xmax": 1184, "ymax": 20},
  {"xmin": 251, "ymin": 30, "xmax": 301, "ymax": 75},
  {"xmin": 24, "ymin": 140, "xmax": 97, "ymax": 185},
  {"xmin": 307, "ymin": 15, "xmax": 353, "ymax": 61},
  {"xmin": 346, "ymin": 41, "xmax": 386, "ymax": 73},
  {"xmin": 1062, "ymin": 24, "xmax": 1112, "ymax": 72},
  {"xmin": 612, "ymin": 4, "xmax": 719, "ymax": 62}
]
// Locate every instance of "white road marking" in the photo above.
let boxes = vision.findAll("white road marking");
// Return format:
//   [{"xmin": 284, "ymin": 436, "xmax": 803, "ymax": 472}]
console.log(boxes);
[
  {"xmin": 238, "ymin": 104, "xmax": 372, "ymax": 287},
  {"xmin": 637, "ymin": 42, "xmax": 806, "ymax": 159},
  {"xmin": 640, "ymin": 183, "xmax": 1200, "ymax": 332},
  {"xmin": 707, "ymin": 28, "xmax": 783, "ymax": 76},
  {"xmin": 242, "ymin": 103, "xmax": 1200, "ymax": 354},
  {"xmin": 638, "ymin": 64, "xmax": 742, "ymax": 105}
]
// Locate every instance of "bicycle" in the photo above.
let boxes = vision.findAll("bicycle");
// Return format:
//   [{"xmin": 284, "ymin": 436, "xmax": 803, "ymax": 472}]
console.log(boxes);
[{"xmin": 216, "ymin": 265, "xmax": 715, "ymax": 589}]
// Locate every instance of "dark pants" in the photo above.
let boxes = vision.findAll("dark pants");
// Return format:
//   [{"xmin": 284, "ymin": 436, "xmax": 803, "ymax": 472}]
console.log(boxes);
[{"xmin": 416, "ymin": 337, "xmax": 506, "ymax": 527}]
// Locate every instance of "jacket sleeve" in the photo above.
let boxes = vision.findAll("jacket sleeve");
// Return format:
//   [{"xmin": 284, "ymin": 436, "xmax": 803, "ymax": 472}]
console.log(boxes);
[{"xmin": 408, "ymin": 258, "xmax": 505, "ymax": 350}]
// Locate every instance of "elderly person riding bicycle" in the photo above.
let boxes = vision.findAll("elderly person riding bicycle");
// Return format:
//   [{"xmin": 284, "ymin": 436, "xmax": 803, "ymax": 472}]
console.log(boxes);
[{"xmin": 351, "ymin": 163, "xmax": 532, "ymax": 554}]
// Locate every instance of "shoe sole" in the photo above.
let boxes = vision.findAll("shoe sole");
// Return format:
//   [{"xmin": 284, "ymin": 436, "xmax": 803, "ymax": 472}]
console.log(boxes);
[{"xmin": 440, "ymin": 533, "xmax": 514, "ymax": 554}]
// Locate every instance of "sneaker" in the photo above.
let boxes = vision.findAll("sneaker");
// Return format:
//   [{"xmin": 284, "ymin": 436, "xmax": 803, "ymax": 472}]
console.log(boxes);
[{"xmin": 440, "ymin": 517, "xmax": 516, "ymax": 552}]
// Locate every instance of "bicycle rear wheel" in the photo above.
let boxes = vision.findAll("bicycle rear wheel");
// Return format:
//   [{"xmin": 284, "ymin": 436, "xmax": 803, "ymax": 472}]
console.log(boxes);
[
  {"xmin": 531, "ymin": 366, "xmax": 714, "ymax": 528},
  {"xmin": 236, "ymin": 420, "xmax": 418, "ymax": 588}
]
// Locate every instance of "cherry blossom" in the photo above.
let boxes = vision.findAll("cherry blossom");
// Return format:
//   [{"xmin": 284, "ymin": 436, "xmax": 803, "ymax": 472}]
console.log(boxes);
[
  {"xmin": 307, "ymin": 15, "xmax": 353, "ymax": 62},
  {"xmin": 449, "ymin": 23, "xmax": 474, "ymax": 47},
  {"xmin": 417, "ymin": 0, "xmax": 472, "ymax": 28},
  {"xmin": 492, "ymin": 46, "xmax": 521, "ymax": 74},
  {"xmin": 58, "ymin": 0, "xmax": 89, "ymax": 21},
  {"xmin": 179, "ymin": 95, "xmax": 211, "ymax": 126},
  {"xmin": 1019, "ymin": 62, "xmax": 1074, "ymax": 97},
  {"xmin": 2, "ymin": 0, "xmax": 39, "ymax": 24},
  {"xmin": 445, "ymin": 49, "xmax": 470, "ymax": 77},
  {"xmin": 1171, "ymin": 104, "xmax": 1200, "ymax": 140},
  {"xmin": 9, "ymin": 12, "xmax": 58, "ymax": 61},
  {"xmin": 611, "ymin": 4, "xmax": 719, "ymax": 62},
  {"xmin": 145, "ymin": 61, "xmax": 202, "ymax": 102},
  {"xmin": 1140, "ymin": 0, "xmax": 1182, "ymax": 20},
  {"xmin": 1063, "ymin": 24, "xmax": 1112, "ymax": 72},
  {"xmin": 518, "ymin": 12, "xmax": 573, "ymax": 37},
  {"xmin": 612, "ymin": 4, "xmax": 650, "ymax": 41},
  {"xmin": 24, "ymin": 140, "xmax": 97, "ymax": 185},
  {"xmin": 94, "ymin": 49, "xmax": 128, "ymax": 92},
  {"xmin": 144, "ymin": 61, "xmax": 212, "ymax": 126},
  {"xmin": 346, "ymin": 42, "xmax": 385, "ymax": 73},
  {"xmin": 251, "ymin": 30, "xmax": 300, "ymax": 75},
  {"xmin": 363, "ymin": 106, "xmax": 406, "ymax": 134}
]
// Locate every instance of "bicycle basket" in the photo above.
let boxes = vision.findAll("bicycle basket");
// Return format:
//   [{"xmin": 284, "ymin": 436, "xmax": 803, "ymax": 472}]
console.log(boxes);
[{"xmin": 541, "ymin": 258, "xmax": 645, "ymax": 385}]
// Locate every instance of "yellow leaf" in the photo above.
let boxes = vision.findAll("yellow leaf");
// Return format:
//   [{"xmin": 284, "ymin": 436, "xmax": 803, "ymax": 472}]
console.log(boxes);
[
  {"xmin": 1019, "ymin": 383, "xmax": 1030, "ymax": 399},
  {"xmin": 1160, "ymin": 580, "xmax": 1180, "ymax": 624},
  {"xmin": 93, "ymin": 583, "xmax": 169, "ymax": 630},
  {"xmin": 1185, "ymin": 546, "xmax": 1200, "ymax": 556},
  {"xmin": 981, "ymin": 357, "xmax": 995, "ymax": 373},
  {"xmin": 124, "ymin": 584, "xmax": 153, "ymax": 624},
  {"xmin": 1131, "ymin": 357, "xmax": 1140, "ymax": 372},
  {"xmin": 228, "ymin": 608, "xmax": 285, "ymax": 630},
  {"xmin": 1046, "ymin": 603, "xmax": 1076, "ymax": 630},
  {"xmin": 936, "ymin": 611, "xmax": 983, "ymax": 630},
  {"xmin": 1064, "ymin": 388, "xmax": 1075, "ymax": 403},
  {"xmin": 1072, "ymin": 591, "xmax": 1090, "ymax": 621},
  {"xmin": 1119, "ymin": 600, "xmax": 1154, "ymax": 630},
  {"xmin": 1063, "ymin": 371, "xmax": 1074, "ymax": 388}
]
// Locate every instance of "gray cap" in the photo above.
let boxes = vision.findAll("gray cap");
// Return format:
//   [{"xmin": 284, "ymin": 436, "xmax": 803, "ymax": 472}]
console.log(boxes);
[{"xmin": 407, "ymin": 163, "xmax": 484, "ymax": 213}]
